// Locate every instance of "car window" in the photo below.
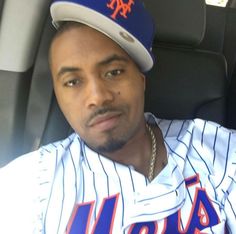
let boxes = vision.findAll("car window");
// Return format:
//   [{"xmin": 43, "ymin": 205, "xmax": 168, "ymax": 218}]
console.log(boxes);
[{"xmin": 206, "ymin": 0, "xmax": 228, "ymax": 7}]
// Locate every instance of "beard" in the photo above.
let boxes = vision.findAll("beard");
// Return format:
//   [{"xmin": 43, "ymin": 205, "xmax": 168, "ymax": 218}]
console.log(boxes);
[
  {"xmin": 95, "ymin": 136, "xmax": 127, "ymax": 154},
  {"xmin": 82, "ymin": 105, "xmax": 133, "ymax": 154},
  {"xmin": 85, "ymin": 130, "xmax": 128, "ymax": 155},
  {"xmin": 81, "ymin": 105, "xmax": 143, "ymax": 155}
]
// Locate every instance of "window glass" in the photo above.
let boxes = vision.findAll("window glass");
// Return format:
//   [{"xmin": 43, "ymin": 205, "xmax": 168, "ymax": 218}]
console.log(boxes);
[{"xmin": 206, "ymin": 0, "xmax": 228, "ymax": 7}]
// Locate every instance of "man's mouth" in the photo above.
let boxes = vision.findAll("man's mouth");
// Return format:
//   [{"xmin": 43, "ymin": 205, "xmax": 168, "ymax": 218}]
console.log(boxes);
[{"xmin": 87, "ymin": 111, "xmax": 122, "ymax": 131}]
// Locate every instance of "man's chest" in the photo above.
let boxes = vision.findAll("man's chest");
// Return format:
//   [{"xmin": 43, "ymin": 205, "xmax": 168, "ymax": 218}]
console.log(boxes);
[{"xmin": 65, "ymin": 173, "xmax": 224, "ymax": 234}]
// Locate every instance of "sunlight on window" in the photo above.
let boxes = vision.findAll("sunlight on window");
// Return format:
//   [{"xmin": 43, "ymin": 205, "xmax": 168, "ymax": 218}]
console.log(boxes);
[{"xmin": 206, "ymin": 0, "xmax": 228, "ymax": 7}]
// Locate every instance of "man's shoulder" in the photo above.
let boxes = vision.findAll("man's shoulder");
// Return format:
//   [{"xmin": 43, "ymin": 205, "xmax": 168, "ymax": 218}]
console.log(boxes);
[
  {"xmin": 0, "ymin": 150, "xmax": 39, "ymax": 232},
  {"xmin": 163, "ymin": 117, "xmax": 236, "ymax": 153},
  {"xmin": 0, "ymin": 133, "xmax": 79, "ymax": 176},
  {"xmin": 0, "ymin": 151, "xmax": 38, "ymax": 179},
  {"xmin": 189, "ymin": 118, "xmax": 236, "ymax": 150},
  {"xmin": 39, "ymin": 132, "xmax": 79, "ymax": 154},
  {"xmin": 155, "ymin": 115, "xmax": 236, "ymax": 168},
  {"xmin": 156, "ymin": 115, "xmax": 236, "ymax": 140},
  {"xmin": 156, "ymin": 117, "xmax": 236, "ymax": 196},
  {"xmin": 0, "ymin": 132, "xmax": 81, "ymax": 232}
]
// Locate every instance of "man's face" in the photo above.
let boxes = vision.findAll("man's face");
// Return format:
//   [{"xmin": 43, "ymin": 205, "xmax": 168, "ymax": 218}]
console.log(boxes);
[{"xmin": 50, "ymin": 25, "xmax": 146, "ymax": 154}]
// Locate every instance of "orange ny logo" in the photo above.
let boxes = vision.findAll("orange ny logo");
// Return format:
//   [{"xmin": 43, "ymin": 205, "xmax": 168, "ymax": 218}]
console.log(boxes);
[{"xmin": 107, "ymin": 0, "xmax": 134, "ymax": 20}]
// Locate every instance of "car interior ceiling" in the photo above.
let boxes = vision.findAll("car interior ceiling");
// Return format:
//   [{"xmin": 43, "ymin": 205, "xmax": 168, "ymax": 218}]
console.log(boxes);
[{"xmin": 0, "ymin": 0, "xmax": 236, "ymax": 167}]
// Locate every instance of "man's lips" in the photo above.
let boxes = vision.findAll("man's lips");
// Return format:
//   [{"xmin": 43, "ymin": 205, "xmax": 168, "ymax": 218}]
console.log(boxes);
[{"xmin": 87, "ymin": 111, "xmax": 122, "ymax": 131}]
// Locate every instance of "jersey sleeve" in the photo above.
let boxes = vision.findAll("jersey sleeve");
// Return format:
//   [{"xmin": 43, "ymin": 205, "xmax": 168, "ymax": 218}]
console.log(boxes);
[
  {"xmin": 0, "ymin": 152, "xmax": 40, "ymax": 233},
  {"xmin": 223, "ymin": 130, "xmax": 236, "ymax": 233},
  {"xmin": 224, "ymin": 173, "xmax": 236, "ymax": 233},
  {"xmin": 207, "ymin": 123, "xmax": 236, "ymax": 232},
  {"xmin": 191, "ymin": 119, "xmax": 236, "ymax": 232}
]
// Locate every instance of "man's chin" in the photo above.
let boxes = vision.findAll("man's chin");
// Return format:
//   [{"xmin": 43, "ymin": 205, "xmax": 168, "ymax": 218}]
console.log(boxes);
[{"xmin": 88, "ymin": 138, "xmax": 127, "ymax": 155}]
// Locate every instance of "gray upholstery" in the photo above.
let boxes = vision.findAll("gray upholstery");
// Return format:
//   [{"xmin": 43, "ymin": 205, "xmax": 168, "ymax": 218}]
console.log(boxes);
[
  {"xmin": 23, "ymin": 15, "xmax": 72, "ymax": 154},
  {"xmin": 145, "ymin": 0, "xmax": 206, "ymax": 46}
]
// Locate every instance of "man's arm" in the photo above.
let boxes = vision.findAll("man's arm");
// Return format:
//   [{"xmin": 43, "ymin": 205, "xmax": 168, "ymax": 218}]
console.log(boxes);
[{"xmin": 0, "ymin": 152, "xmax": 39, "ymax": 233}]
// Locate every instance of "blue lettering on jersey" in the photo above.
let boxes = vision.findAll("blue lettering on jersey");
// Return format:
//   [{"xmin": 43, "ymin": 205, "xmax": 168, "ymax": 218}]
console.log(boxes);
[
  {"xmin": 92, "ymin": 194, "xmax": 119, "ymax": 233},
  {"xmin": 66, "ymin": 175, "xmax": 220, "ymax": 233},
  {"xmin": 129, "ymin": 221, "xmax": 157, "ymax": 234},
  {"xmin": 66, "ymin": 194, "xmax": 119, "ymax": 234},
  {"xmin": 164, "ymin": 188, "xmax": 219, "ymax": 233},
  {"xmin": 67, "ymin": 201, "xmax": 94, "ymax": 234}
]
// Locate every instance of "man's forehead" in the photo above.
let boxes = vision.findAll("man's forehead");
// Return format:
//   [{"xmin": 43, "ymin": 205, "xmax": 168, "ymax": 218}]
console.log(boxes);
[
  {"xmin": 53, "ymin": 23, "xmax": 112, "ymax": 46},
  {"xmin": 50, "ymin": 27, "xmax": 135, "ymax": 73},
  {"xmin": 51, "ymin": 24, "xmax": 128, "ymax": 55},
  {"xmin": 55, "ymin": 21, "xmax": 85, "ymax": 38}
]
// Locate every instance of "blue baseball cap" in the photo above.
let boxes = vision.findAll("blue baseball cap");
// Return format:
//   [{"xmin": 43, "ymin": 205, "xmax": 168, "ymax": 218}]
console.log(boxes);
[{"xmin": 50, "ymin": 0, "xmax": 155, "ymax": 72}]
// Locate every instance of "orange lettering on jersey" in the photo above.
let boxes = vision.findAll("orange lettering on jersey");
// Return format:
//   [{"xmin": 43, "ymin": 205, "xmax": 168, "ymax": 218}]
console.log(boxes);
[
  {"xmin": 198, "ymin": 201, "xmax": 210, "ymax": 226},
  {"xmin": 107, "ymin": 0, "xmax": 134, "ymax": 20},
  {"xmin": 194, "ymin": 228, "xmax": 207, "ymax": 234}
]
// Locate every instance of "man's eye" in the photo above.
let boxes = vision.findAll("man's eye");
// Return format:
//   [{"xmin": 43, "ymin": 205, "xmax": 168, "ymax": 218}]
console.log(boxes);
[
  {"xmin": 64, "ymin": 79, "xmax": 81, "ymax": 87},
  {"xmin": 105, "ymin": 69, "xmax": 123, "ymax": 78}
]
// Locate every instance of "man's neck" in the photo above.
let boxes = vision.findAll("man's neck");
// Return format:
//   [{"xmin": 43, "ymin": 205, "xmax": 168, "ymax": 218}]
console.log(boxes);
[
  {"xmin": 103, "ymin": 122, "xmax": 153, "ymax": 178},
  {"xmin": 103, "ymin": 122, "xmax": 168, "ymax": 179}
]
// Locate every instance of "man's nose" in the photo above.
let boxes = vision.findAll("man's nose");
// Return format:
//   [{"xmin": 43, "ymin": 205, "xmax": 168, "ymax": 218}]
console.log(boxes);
[{"xmin": 85, "ymin": 78, "xmax": 115, "ymax": 108}]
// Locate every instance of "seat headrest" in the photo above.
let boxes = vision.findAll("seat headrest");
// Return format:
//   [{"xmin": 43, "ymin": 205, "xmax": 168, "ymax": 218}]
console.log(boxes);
[{"xmin": 145, "ymin": 0, "xmax": 206, "ymax": 46}]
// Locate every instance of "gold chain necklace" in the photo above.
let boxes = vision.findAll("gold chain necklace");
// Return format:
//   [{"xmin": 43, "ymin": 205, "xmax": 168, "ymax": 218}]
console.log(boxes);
[{"xmin": 146, "ymin": 123, "xmax": 157, "ymax": 181}]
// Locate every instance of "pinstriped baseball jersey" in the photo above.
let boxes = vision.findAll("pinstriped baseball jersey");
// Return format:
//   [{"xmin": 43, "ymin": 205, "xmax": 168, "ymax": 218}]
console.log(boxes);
[{"xmin": 0, "ymin": 113, "xmax": 236, "ymax": 234}]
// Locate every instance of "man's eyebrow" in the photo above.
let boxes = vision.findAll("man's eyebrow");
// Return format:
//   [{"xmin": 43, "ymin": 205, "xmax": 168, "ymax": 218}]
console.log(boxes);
[
  {"xmin": 57, "ymin": 67, "xmax": 80, "ymax": 79},
  {"xmin": 97, "ymin": 54, "xmax": 129, "ymax": 67}
]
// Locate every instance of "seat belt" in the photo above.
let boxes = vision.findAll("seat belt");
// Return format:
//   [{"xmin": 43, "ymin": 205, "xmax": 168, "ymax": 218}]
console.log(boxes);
[{"xmin": 23, "ymin": 15, "xmax": 55, "ymax": 153}]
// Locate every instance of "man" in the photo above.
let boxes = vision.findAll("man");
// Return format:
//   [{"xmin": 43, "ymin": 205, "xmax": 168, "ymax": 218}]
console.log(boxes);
[{"xmin": 0, "ymin": 0, "xmax": 236, "ymax": 233}]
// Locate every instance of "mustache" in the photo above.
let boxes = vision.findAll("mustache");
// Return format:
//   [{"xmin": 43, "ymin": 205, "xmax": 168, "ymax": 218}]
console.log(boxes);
[{"xmin": 86, "ymin": 106, "xmax": 123, "ymax": 126}]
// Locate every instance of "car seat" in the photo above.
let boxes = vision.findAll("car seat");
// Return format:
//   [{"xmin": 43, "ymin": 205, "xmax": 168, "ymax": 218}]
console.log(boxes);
[{"xmin": 144, "ymin": 0, "xmax": 228, "ymax": 125}]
